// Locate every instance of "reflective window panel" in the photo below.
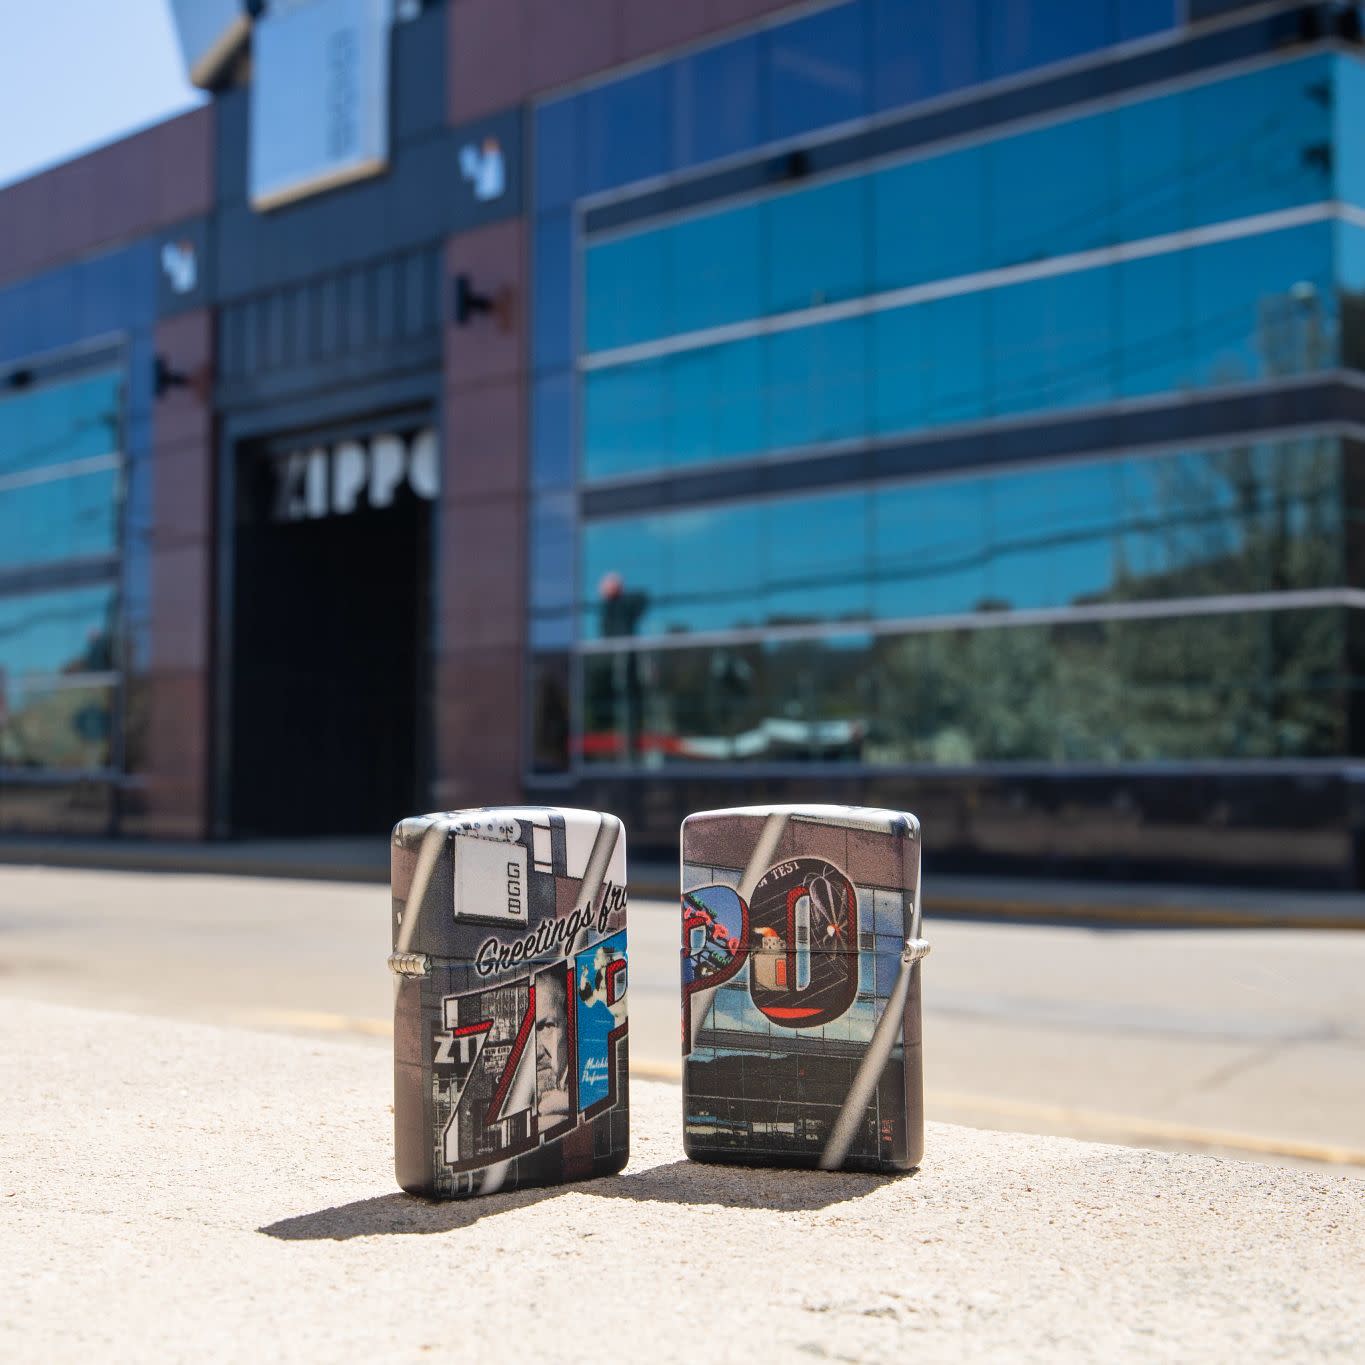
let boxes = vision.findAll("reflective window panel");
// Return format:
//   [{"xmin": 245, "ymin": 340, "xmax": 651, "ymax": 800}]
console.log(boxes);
[
  {"xmin": 578, "ymin": 608, "xmax": 1347, "ymax": 767},
  {"xmin": 579, "ymin": 439, "xmax": 1344, "ymax": 637},
  {"xmin": 582, "ymin": 56, "xmax": 1334, "ymax": 357},
  {"xmin": 0, "ymin": 369, "xmax": 122, "ymax": 479},
  {"xmin": 583, "ymin": 223, "xmax": 1338, "ymax": 482},
  {"xmin": 0, "ymin": 584, "xmax": 119, "ymax": 773}
]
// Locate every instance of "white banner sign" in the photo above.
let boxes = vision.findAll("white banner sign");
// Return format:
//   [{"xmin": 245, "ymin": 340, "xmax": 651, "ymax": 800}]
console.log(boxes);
[{"xmin": 249, "ymin": 0, "xmax": 391, "ymax": 211}]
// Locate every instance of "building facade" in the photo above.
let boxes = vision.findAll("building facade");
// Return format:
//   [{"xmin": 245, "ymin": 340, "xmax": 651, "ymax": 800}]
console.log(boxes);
[{"xmin": 3, "ymin": 0, "xmax": 1365, "ymax": 884}]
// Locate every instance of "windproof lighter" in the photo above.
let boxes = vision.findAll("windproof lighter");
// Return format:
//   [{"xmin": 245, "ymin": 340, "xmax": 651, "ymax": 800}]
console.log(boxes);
[
  {"xmin": 681, "ymin": 804, "xmax": 929, "ymax": 1173},
  {"xmin": 390, "ymin": 806, "xmax": 629, "ymax": 1198}
]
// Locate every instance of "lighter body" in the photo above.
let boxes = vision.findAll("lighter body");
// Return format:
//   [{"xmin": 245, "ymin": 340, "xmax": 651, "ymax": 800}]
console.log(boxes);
[
  {"xmin": 681, "ymin": 804, "xmax": 927, "ymax": 1173},
  {"xmin": 390, "ymin": 806, "xmax": 629, "ymax": 1198}
]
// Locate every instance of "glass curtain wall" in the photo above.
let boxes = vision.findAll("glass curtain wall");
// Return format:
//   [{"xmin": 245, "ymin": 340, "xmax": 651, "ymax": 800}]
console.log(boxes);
[
  {"xmin": 576, "ymin": 438, "xmax": 1349, "ymax": 766},
  {"xmin": 530, "ymin": 0, "xmax": 1365, "ymax": 778},
  {"xmin": 581, "ymin": 56, "xmax": 1342, "ymax": 481},
  {"xmin": 0, "ymin": 363, "xmax": 124, "ymax": 781}
]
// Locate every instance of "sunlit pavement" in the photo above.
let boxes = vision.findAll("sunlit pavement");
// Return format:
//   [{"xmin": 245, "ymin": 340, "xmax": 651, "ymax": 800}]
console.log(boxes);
[
  {"xmin": 10, "ymin": 996, "xmax": 1363, "ymax": 1363},
  {"xmin": 1, "ymin": 864, "xmax": 1361, "ymax": 1174}
]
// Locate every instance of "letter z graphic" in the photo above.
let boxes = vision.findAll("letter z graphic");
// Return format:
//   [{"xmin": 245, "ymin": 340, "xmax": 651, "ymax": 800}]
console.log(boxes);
[{"xmin": 437, "ymin": 987, "xmax": 537, "ymax": 1168}]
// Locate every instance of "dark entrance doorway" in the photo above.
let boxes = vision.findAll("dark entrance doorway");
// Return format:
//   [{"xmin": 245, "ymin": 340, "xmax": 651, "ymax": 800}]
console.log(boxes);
[{"xmin": 228, "ymin": 419, "xmax": 435, "ymax": 836}]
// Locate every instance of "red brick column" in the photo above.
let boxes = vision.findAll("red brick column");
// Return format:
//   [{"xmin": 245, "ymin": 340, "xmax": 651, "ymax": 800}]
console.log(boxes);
[
  {"xmin": 433, "ymin": 223, "xmax": 527, "ymax": 809},
  {"xmin": 131, "ymin": 310, "xmax": 214, "ymax": 838}
]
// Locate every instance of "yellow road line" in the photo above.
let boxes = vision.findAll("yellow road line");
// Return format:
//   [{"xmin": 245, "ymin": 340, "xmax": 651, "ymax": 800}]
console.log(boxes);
[
  {"xmin": 927, "ymin": 1089, "xmax": 1365, "ymax": 1168},
  {"xmin": 242, "ymin": 1009, "xmax": 394, "ymax": 1038},
  {"xmin": 631, "ymin": 1059, "xmax": 684, "ymax": 1082}
]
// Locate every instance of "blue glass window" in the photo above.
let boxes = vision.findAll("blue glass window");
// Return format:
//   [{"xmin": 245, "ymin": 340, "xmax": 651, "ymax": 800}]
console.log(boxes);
[
  {"xmin": 765, "ymin": 2, "xmax": 869, "ymax": 142},
  {"xmin": 0, "ymin": 583, "xmax": 117, "ymax": 773},
  {"xmin": 983, "ymin": 0, "xmax": 1113, "ymax": 81},
  {"xmin": 870, "ymin": 305, "xmax": 926, "ymax": 437},
  {"xmin": 578, "ymin": 220, "xmax": 1346, "ymax": 486},
  {"xmin": 987, "ymin": 112, "xmax": 1113, "ymax": 268},
  {"xmin": 991, "ymin": 268, "xmax": 1115, "ymax": 418},
  {"xmin": 532, "ymin": 372, "xmax": 574, "ymax": 492},
  {"xmin": 765, "ymin": 318, "xmax": 868, "ymax": 452},
  {"xmin": 873, "ymin": 479, "xmax": 989, "ymax": 618},
  {"xmin": 1336, "ymin": 56, "xmax": 1365, "ymax": 213},
  {"xmin": 580, "ymin": 66, "xmax": 671, "ymax": 197},
  {"xmin": 585, "ymin": 229, "xmax": 670, "ymax": 353},
  {"xmin": 765, "ymin": 177, "xmax": 869, "ymax": 314},
  {"xmin": 872, "ymin": 145, "xmax": 988, "ymax": 292},
  {"xmin": 765, "ymin": 490, "xmax": 871, "ymax": 625},
  {"xmin": 871, "ymin": 0, "xmax": 983, "ymax": 114},
  {"xmin": 529, "ymin": 492, "xmax": 575, "ymax": 650},
  {"xmin": 1185, "ymin": 58, "xmax": 1332, "ymax": 230},
  {"xmin": 581, "ymin": 505, "xmax": 768, "ymax": 638},
  {"xmin": 673, "ymin": 34, "xmax": 762, "ymax": 170},
  {"xmin": 582, "ymin": 360, "xmax": 669, "ymax": 482},
  {"xmin": 1340, "ymin": 223, "xmax": 1365, "ymax": 372},
  {"xmin": 987, "ymin": 470, "xmax": 1065, "ymax": 610},
  {"xmin": 991, "ymin": 282, "xmax": 1053, "ymax": 418},
  {"xmin": 1, "ymin": 370, "xmax": 121, "ymax": 478},
  {"xmin": 1189, "ymin": 223, "xmax": 1335, "ymax": 389},
  {"xmin": 532, "ymin": 213, "xmax": 572, "ymax": 374},
  {"xmin": 0, "ymin": 368, "xmax": 122, "ymax": 571},
  {"xmin": 534, "ymin": 97, "xmax": 579, "ymax": 213},
  {"xmin": 670, "ymin": 203, "xmax": 763, "ymax": 336},
  {"xmin": 582, "ymin": 204, "xmax": 765, "ymax": 355},
  {"xmin": 529, "ymin": 650, "xmax": 572, "ymax": 773},
  {"xmin": 580, "ymin": 514, "xmax": 669, "ymax": 640},
  {"xmin": 0, "ymin": 468, "xmax": 119, "ymax": 569},
  {"xmin": 1114, "ymin": 88, "xmax": 1184, "ymax": 243},
  {"xmin": 1039, "ymin": 461, "xmax": 1125, "ymax": 608},
  {"xmin": 669, "ymin": 349, "xmax": 714, "ymax": 471},
  {"xmin": 671, "ymin": 345, "xmax": 769, "ymax": 470},
  {"xmin": 923, "ymin": 292, "xmax": 988, "ymax": 427},
  {"xmin": 1116, "ymin": 251, "xmax": 1189, "ymax": 399},
  {"xmin": 707, "ymin": 339, "xmax": 767, "ymax": 462},
  {"xmin": 1117, "ymin": 0, "xmax": 1177, "ymax": 41},
  {"xmin": 666, "ymin": 503, "xmax": 764, "ymax": 633},
  {"xmin": 578, "ymin": 438, "xmax": 1347, "ymax": 764}
]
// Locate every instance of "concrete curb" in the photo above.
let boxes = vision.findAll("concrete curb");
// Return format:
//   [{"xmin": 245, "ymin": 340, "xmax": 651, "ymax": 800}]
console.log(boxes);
[{"xmin": 0, "ymin": 838, "xmax": 388, "ymax": 884}]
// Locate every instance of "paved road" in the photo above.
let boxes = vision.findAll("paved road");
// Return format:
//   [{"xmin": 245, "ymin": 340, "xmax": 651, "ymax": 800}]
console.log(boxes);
[{"xmin": 0, "ymin": 864, "xmax": 1361, "ymax": 1170}]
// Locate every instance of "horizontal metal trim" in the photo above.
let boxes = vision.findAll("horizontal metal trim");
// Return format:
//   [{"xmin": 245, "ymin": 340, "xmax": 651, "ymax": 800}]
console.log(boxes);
[
  {"xmin": 0, "ymin": 451, "xmax": 121, "ymax": 495},
  {"xmin": 581, "ymin": 5, "xmax": 1341, "ymax": 236},
  {"xmin": 580, "ymin": 380, "xmax": 1365, "ymax": 518},
  {"xmin": 0, "ymin": 556, "xmax": 120, "ymax": 600},
  {"xmin": 0, "ymin": 336, "xmax": 125, "ymax": 393},
  {"xmin": 10, "ymin": 670, "xmax": 119, "ymax": 693},
  {"xmin": 0, "ymin": 768, "xmax": 120, "ymax": 785},
  {"xmin": 581, "ymin": 378, "xmax": 1356, "ymax": 499},
  {"xmin": 583, "ymin": 203, "xmax": 1354, "ymax": 371},
  {"xmin": 577, "ymin": 587, "xmax": 1365, "ymax": 654}
]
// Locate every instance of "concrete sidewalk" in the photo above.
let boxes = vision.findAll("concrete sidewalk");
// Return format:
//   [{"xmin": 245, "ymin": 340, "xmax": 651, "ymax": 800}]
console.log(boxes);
[
  {"xmin": 4, "ymin": 999, "xmax": 1363, "ymax": 1362},
  {"xmin": 4, "ymin": 833, "xmax": 1365, "ymax": 927}
]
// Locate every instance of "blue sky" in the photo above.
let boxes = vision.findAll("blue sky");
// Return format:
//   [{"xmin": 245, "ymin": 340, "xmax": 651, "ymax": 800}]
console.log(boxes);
[{"xmin": 0, "ymin": 1, "xmax": 205, "ymax": 189}]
